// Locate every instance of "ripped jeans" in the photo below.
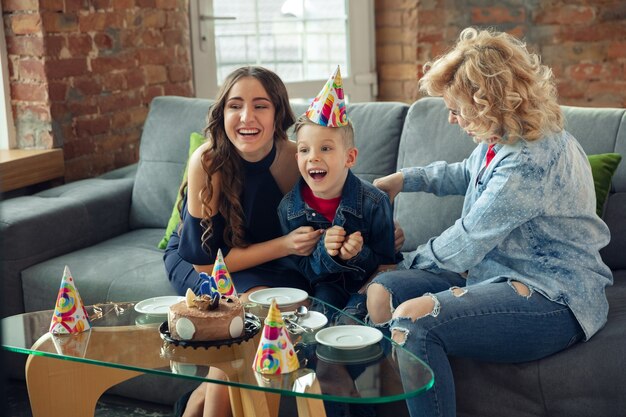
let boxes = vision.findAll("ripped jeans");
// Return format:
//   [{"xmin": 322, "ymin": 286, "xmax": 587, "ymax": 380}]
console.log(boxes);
[{"xmin": 369, "ymin": 269, "xmax": 584, "ymax": 417}]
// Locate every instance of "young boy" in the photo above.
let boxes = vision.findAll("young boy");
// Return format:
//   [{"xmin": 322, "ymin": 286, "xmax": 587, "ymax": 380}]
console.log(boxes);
[{"xmin": 278, "ymin": 66, "xmax": 398, "ymax": 321}]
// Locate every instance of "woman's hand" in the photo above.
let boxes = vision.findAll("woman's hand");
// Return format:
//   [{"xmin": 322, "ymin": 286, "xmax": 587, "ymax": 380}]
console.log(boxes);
[
  {"xmin": 394, "ymin": 221, "xmax": 405, "ymax": 252},
  {"xmin": 286, "ymin": 226, "xmax": 323, "ymax": 256},
  {"xmin": 373, "ymin": 172, "xmax": 404, "ymax": 203}
]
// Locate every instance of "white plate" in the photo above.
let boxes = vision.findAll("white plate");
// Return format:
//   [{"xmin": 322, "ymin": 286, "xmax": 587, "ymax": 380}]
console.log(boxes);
[
  {"xmin": 134, "ymin": 296, "xmax": 184, "ymax": 316},
  {"xmin": 283, "ymin": 310, "xmax": 328, "ymax": 331},
  {"xmin": 248, "ymin": 287, "xmax": 308, "ymax": 307},
  {"xmin": 299, "ymin": 311, "xmax": 328, "ymax": 330},
  {"xmin": 315, "ymin": 325, "xmax": 383, "ymax": 350}
]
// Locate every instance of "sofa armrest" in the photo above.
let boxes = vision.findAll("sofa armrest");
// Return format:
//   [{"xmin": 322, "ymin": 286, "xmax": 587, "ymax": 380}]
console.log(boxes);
[{"xmin": 0, "ymin": 165, "xmax": 136, "ymax": 316}]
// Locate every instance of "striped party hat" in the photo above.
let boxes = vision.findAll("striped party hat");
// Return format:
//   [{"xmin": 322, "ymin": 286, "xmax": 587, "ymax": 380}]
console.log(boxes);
[{"xmin": 305, "ymin": 66, "xmax": 348, "ymax": 127}]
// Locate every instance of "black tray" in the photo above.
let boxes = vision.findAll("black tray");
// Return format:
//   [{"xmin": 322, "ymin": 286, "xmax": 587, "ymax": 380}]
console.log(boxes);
[{"xmin": 159, "ymin": 313, "xmax": 261, "ymax": 349}]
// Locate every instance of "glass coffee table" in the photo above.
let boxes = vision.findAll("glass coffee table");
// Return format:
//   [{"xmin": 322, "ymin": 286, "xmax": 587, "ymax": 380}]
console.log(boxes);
[{"xmin": 2, "ymin": 298, "xmax": 433, "ymax": 417}]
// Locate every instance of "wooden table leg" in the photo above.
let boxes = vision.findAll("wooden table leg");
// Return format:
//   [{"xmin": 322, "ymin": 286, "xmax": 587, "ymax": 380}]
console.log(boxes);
[
  {"xmin": 26, "ymin": 354, "xmax": 141, "ymax": 417},
  {"xmin": 294, "ymin": 375, "xmax": 327, "ymax": 417},
  {"xmin": 237, "ymin": 388, "xmax": 280, "ymax": 417}
]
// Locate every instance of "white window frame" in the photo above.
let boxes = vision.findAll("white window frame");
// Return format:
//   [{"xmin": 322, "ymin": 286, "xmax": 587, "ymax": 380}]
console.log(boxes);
[
  {"xmin": 189, "ymin": 0, "xmax": 377, "ymax": 103},
  {"xmin": 1, "ymin": 19, "xmax": 16, "ymax": 150}
]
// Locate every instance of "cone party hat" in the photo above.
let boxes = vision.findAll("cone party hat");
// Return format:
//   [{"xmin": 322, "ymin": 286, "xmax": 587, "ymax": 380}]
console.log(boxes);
[
  {"xmin": 211, "ymin": 248, "xmax": 237, "ymax": 297},
  {"xmin": 253, "ymin": 299, "xmax": 300, "ymax": 375},
  {"xmin": 49, "ymin": 266, "xmax": 91, "ymax": 334},
  {"xmin": 305, "ymin": 65, "xmax": 348, "ymax": 127}
]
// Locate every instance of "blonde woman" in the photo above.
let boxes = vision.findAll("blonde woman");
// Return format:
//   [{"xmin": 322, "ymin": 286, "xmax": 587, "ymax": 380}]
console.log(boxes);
[{"xmin": 368, "ymin": 28, "xmax": 612, "ymax": 417}]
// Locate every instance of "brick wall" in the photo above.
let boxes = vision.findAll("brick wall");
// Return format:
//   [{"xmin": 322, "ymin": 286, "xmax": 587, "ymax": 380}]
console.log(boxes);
[
  {"xmin": 375, "ymin": 0, "xmax": 626, "ymax": 108},
  {"xmin": 2, "ymin": 0, "xmax": 192, "ymax": 181},
  {"xmin": 3, "ymin": 1, "xmax": 624, "ymax": 184}
]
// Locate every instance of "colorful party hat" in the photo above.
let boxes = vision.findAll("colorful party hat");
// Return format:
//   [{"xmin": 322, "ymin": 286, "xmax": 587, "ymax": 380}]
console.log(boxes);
[
  {"xmin": 253, "ymin": 299, "xmax": 300, "ymax": 375},
  {"xmin": 49, "ymin": 266, "xmax": 91, "ymax": 334},
  {"xmin": 305, "ymin": 65, "xmax": 348, "ymax": 127},
  {"xmin": 211, "ymin": 248, "xmax": 237, "ymax": 297}
]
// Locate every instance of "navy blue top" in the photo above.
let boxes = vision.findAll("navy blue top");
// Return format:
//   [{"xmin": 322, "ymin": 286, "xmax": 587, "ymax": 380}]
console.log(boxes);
[{"xmin": 165, "ymin": 143, "xmax": 311, "ymax": 295}]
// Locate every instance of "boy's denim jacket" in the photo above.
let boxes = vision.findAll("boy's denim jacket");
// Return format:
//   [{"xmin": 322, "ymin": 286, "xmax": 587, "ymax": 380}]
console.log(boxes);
[
  {"xmin": 400, "ymin": 131, "xmax": 612, "ymax": 340},
  {"xmin": 278, "ymin": 170, "xmax": 397, "ymax": 286}
]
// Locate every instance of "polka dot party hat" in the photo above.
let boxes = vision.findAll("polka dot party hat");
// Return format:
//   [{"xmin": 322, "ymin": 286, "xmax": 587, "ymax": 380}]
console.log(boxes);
[
  {"xmin": 211, "ymin": 248, "xmax": 237, "ymax": 297},
  {"xmin": 49, "ymin": 266, "xmax": 91, "ymax": 334},
  {"xmin": 253, "ymin": 298, "xmax": 300, "ymax": 375},
  {"xmin": 305, "ymin": 65, "xmax": 348, "ymax": 127}
]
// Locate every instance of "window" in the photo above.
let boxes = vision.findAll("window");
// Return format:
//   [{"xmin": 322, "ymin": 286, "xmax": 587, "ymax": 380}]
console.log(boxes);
[{"xmin": 190, "ymin": 0, "xmax": 376, "ymax": 102}]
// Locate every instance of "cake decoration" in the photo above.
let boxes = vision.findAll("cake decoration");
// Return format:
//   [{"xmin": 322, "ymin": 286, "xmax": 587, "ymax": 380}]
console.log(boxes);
[
  {"xmin": 199, "ymin": 272, "xmax": 218, "ymax": 296},
  {"xmin": 305, "ymin": 65, "xmax": 348, "ymax": 128},
  {"xmin": 49, "ymin": 266, "xmax": 91, "ymax": 334},
  {"xmin": 253, "ymin": 299, "xmax": 300, "ymax": 375},
  {"xmin": 185, "ymin": 288, "xmax": 196, "ymax": 308},
  {"xmin": 197, "ymin": 273, "xmax": 221, "ymax": 309}
]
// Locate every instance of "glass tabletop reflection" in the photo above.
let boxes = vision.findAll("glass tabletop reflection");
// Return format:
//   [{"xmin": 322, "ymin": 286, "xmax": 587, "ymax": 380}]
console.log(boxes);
[{"xmin": 1, "ymin": 298, "xmax": 433, "ymax": 404}]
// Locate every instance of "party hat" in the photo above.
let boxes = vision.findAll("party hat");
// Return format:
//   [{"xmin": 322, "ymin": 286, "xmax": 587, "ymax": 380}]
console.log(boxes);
[
  {"xmin": 305, "ymin": 65, "xmax": 348, "ymax": 127},
  {"xmin": 253, "ymin": 299, "xmax": 300, "ymax": 375},
  {"xmin": 49, "ymin": 266, "xmax": 91, "ymax": 334},
  {"xmin": 211, "ymin": 248, "xmax": 237, "ymax": 297}
]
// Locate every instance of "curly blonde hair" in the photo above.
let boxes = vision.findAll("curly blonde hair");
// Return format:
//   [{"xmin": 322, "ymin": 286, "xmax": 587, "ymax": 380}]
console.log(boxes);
[
  {"xmin": 178, "ymin": 66, "xmax": 295, "ymax": 254},
  {"xmin": 419, "ymin": 27, "xmax": 563, "ymax": 143}
]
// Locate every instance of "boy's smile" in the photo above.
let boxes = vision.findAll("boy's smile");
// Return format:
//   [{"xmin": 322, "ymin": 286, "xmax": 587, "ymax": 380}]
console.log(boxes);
[{"xmin": 296, "ymin": 123, "xmax": 357, "ymax": 199}]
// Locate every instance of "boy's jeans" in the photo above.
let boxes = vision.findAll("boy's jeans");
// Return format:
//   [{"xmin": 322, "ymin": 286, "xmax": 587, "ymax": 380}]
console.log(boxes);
[{"xmin": 371, "ymin": 269, "xmax": 584, "ymax": 417}]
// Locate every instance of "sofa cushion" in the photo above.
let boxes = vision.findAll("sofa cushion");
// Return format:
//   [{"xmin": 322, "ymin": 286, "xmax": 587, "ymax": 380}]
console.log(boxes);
[
  {"xmin": 157, "ymin": 131, "xmax": 206, "ymax": 249},
  {"xmin": 130, "ymin": 96, "xmax": 213, "ymax": 229},
  {"xmin": 588, "ymin": 153, "xmax": 622, "ymax": 217},
  {"xmin": 454, "ymin": 275, "xmax": 626, "ymax": 417},
  {"xmin": 21, "ymin": 229, "xmax": 176, "ymax": 313}
]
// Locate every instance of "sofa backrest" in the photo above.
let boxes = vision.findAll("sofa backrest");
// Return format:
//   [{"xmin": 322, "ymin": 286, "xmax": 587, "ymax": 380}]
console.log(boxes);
[
  {"xmin": 131, "ymin": 97, "xmax": 409, "ymax": 230},
  {"xmin": 130, "ymin": 96, "xmax": 212, "ymax": 229},
  {"xmin": 394, "ymin": 97, "xmax": 626, "ymax": 271},
  {"xmin": 562, "ymin": 105, "xmax": 626, "ymax": 270}
]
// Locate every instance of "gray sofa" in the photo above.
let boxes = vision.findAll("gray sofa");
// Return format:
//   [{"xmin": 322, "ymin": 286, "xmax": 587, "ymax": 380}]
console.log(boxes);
[{"xmin": 2, "ymin": 95, "xmax": 625, "ymax": 416}]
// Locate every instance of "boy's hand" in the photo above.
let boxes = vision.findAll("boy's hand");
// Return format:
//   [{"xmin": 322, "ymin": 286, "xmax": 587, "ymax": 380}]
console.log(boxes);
[
  {"xmin": 324, "ymin": 225, "xmax": 347, "ymax": 257},
  {"xmin": 339, "ymin": 231, "xmax": 363, "ymax": 260},
  {"xmin": 287, "ymin": 226, "xmax": 323, "ymax": 256}
]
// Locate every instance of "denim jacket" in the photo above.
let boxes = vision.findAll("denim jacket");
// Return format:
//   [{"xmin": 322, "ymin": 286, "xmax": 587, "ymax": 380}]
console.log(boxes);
[
  {"xmin": 400, "ymin": 130, "xmax": 613, "ymax": 339},
  {"xmin": 278, "ymin": 170, "xmax": 397, "ymax": 286}
]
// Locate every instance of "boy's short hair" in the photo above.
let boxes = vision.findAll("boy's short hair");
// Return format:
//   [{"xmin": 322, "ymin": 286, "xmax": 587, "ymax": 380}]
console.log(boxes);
[{"xmin": 294, "ymin": 114, "xmax": 355, "ymax": 148}]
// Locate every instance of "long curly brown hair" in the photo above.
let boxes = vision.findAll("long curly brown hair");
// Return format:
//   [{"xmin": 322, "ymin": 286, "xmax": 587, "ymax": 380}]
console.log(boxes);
[
  {"xmin": 178, "ymin": 66, "xmax": 295, "ymax": 255},
  {"xmin": 420, "ymin": 27, "xmax": 563, "ymax": 143}
]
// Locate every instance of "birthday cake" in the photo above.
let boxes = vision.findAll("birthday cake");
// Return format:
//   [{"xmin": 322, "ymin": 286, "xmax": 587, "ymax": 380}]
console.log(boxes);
[{"xmin": 168, "ymin": 289, "xmax": 245, "ymax": 342}]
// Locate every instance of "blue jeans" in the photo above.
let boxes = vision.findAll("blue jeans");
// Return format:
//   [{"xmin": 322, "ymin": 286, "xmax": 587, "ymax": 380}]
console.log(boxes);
[{"xmin": 371, "ymin": 269, "xmax": 584, "ymax": 417}]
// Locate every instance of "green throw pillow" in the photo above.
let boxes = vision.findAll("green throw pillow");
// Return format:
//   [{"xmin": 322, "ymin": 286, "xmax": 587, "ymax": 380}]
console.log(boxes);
[
  {"xmin": 588, "ymin": 153, "xmax": 622, "ymax": 217},
  {"xmin": 157, "ymin": 132, "xmax": 206, "ymax": 249}
]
